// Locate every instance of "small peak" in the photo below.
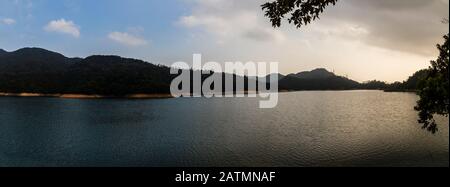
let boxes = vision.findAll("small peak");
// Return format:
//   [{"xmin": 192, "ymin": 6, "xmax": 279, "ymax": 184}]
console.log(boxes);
[
  {"xmin": 85, "ymin": 55, "xmax": 122, "ymax": 59},
  {"xmin": 10, "ymin": 47, "xmax": 68, "ymax": 59},
  {"xmin": 291, "ymin": 68, "xmax": 335, "ymax": 79},
  {"xmin": 266, "ymin": 73, "xmax": 285, "ymax": 79},
  {"xmin": 14, "ymin": 47, "xmax": 53, "ymax": 53},
  {"xmin": 311, "ymin": 68, "xmax": 330, "ymax": 72},
  {"xmin": 83, "ymin": 55, "xmax": 127, "ymax": 63},
  {"xmin": 82, "ymin": 55, "xmax": 149, "ymax": 66}
]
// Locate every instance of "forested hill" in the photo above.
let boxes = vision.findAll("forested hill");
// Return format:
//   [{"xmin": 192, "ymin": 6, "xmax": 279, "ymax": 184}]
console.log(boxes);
[
  {"xmin": 279, "ymin": 69, "xmax": 360, "ymax": 91},
  {"xmin": 0, "ymin": 49, "xmax": 6, "ymax": 55},
  {"xmin": 0, "ymin": 48, "xmax": 173, "ymax": 95},
  {"xmin": 0, "ymin": 48, "xmax": 426, "ymax": 95}
]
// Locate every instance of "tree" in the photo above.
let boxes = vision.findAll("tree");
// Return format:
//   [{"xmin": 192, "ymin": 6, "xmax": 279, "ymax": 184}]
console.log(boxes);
[
  {"xmin": 415, "ymin": 34, "xmax": 449, "ymax": 133},
  {"xmin": 261, "ymin": 0, "xmax": 338, "ymax": 28}
]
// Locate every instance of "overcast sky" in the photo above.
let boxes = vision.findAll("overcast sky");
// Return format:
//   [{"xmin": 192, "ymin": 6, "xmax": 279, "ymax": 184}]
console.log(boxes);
[{"xmin": 0, "ymin": 0, "xmax": 448, "ymax": 82}]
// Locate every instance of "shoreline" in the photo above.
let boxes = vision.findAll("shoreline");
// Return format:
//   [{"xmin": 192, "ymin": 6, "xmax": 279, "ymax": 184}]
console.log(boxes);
[
  {"xmin": 0, "ymin": 89, "xmax": 416, "ymax": 100},
  {"xmin": 0, "ymin": 92, "xmax": 174, "ymax": 99}
]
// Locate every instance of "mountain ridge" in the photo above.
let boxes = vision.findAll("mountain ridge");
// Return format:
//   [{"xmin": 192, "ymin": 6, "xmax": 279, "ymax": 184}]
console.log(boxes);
[
  {"xmin": 288, "ymin": 68, "xmax": 336, "ymax": 79},
  {"xmin": 0, "ymin": 47, "xmax": 424, "ymax": 95}
]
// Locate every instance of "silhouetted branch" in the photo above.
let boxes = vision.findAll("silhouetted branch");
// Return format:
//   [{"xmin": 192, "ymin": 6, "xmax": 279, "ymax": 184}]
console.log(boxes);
[{"xmin": 262, "ymin": 0, "xmax": 338, "ymax": 28}]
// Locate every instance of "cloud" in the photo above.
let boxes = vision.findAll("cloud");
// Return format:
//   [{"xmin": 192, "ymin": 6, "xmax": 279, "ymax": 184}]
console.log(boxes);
[
  {"xmin": 178, "ymin": 0, "xmax": 285, "ymax": 44},
  {"xmin": 108, "ymin": 32, "xmax": 148, "ymax": 47},
  {"xmin": 1, "ymin": 18, "xmax": 16, "ymax": 25},
  {"xmin": 173, "ymin": 0, "xmax": 447, "ymax": 82},
  {"xmin": 179, "ymin": 0, "xmax": 448, "ymax": 56},
  {"xmin": 44, "ymin": 19, "xmax": 80, "ymax": 38},
  {"xmin": 319, "ymin": 0, "xmax": 449, "ymax": 56}
]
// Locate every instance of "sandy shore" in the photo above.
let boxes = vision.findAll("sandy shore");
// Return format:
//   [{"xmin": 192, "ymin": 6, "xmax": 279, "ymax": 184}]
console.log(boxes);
[
  {"xmin": 0, "ymin": 93, "xmax": 60, "ymax": 97},
  {"xmin": 0, "ymin": 91, "xmax": 285, "ymax": 99},
  {"xmin": 0, "ymin": 92, "xmax": 174, "ymax": 99}
]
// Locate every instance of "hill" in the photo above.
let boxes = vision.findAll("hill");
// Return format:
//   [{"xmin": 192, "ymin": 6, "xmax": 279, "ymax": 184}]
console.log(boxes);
[
  {"xmin": 279, "ymin": 69, "xmax": 360, "ymax": 90},
  {"xmin": 0, "ymin": 47, "xmax": 427, "ymax": 96},
  {"xmin": 288, "ymin": 68, "xmax": 335, "ymax": 79},
  {"xmin": 0, "ymin": 48, "xmax": 173, "ymax": 95},
  {"xmin": 0, "ymin": 49, "xmax": 6, "ymax": 55}
]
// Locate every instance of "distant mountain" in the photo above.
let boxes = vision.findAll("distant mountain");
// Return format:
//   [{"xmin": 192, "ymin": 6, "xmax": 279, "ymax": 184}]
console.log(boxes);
[
  {"xmin": 267, "ymin": 73, "xmax": 285, "ymax": 80},
  {"xmin": 0, "ymin": 47, "xmax": 80, "ymax": 73},
  {"xmin": 0, "ymin": 48, "xmax": 173, "ymax": 95},
  {"xmin": 63, "ymin": 55, "xmax": 173, "ymax": 95},
  {"xmin": 1, "ymin": 48, "xmax": 72, "ymax": 93},
  {"xmin": 359, "ymin": 69, "xmax": 429, "ymax": 92},
  {"xmin": 254, "ymin": 73, "xmax": 286, "ymax": 83},
  {"xmin": 288, "ymin": 68, "xmax": 335, "ymax": 79},
  {"xmin": 0, "ymin": 47, "xmax": 426, "ymax": 95},
  {"xmin": 279, "ymin": 69, "xmax": 360, "ymax": 91}
]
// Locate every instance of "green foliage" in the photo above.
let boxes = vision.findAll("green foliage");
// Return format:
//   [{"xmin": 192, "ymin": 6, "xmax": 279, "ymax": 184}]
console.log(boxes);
[
  {"xmin": 0, "ymin": 48, "xmax": 173, "ymax": 95},
  {"xmin": 360, "ymin": 80, "xmax": 390, "ymax": 90},
  {"xmin": 415, "ymin": 34, "xmax": 449, "ymax": 133},
  {"xmin": 262, "ymin": 0, "xmax": 338, "ymax": 28},
  {"xmin": 358, "ymin": 70, "xmax": 429, "ymax": 91},
  {"xmin": 0, "ymin": 48, "xmax": 266, "ymax": 96},
  {"xmin": 402, "ymin": 70, "xmax": 429, "ymax": 90},
  {"xmin": 279, "ymin": 68, "xmax": 360, "ymax": 90}
]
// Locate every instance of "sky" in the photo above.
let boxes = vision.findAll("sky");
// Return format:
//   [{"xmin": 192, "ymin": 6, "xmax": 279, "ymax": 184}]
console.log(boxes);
[{"xmin": 0, "ymin": 0, "xmax": 448, "ymax": 82}]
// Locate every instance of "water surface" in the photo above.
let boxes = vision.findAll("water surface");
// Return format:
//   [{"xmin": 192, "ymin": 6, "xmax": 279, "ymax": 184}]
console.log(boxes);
[{"xmin": 0, "ymin": 91, "xmax": 448, "ymax": 167}]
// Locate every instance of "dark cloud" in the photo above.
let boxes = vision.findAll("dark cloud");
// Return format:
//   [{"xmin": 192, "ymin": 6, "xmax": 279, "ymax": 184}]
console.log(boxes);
[
  {"xmin": 349, "ymin": 0, "xmax": 435, "ymax": 11},
  {"xmin": 322, "ymin": 0, "xmax": 449, "ymax": 56}
]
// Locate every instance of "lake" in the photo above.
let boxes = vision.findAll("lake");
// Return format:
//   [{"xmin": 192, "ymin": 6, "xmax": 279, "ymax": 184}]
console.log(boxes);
[{"xmin": 0, "ymin": 91, "xmax": 448, "ymax": 167}]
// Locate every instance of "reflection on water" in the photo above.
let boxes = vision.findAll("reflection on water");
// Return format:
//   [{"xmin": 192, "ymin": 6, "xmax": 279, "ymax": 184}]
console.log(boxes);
[{"xmin": 0, "ymin": 91, "xmax": 448, "ymax": 167}]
